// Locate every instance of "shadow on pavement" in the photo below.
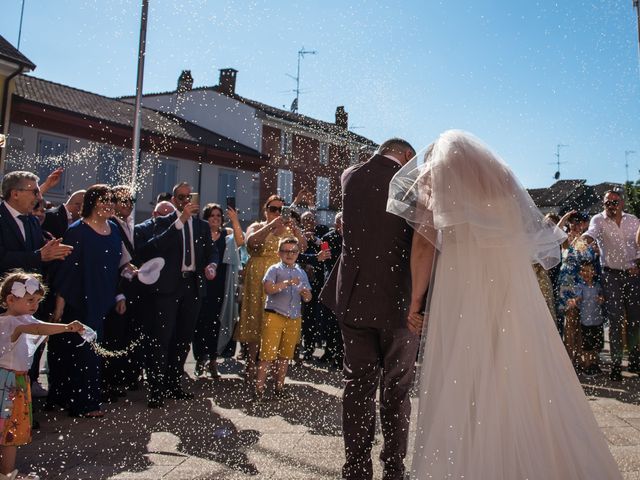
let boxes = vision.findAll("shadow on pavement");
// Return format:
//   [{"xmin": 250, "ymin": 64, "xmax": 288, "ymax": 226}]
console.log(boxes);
[{"xmin": 157, "ymin": 397, "xmax": 261, "ymax": 475}]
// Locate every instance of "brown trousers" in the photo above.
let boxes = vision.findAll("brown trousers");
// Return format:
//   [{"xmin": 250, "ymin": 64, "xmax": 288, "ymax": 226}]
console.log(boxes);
[{"xmin": 340, "ymin": 322, "xmax": 419, "ymax": 480}]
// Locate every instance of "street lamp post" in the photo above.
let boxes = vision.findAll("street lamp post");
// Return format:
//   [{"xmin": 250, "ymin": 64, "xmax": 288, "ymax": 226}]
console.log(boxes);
[{"xmin": 131, "ymin": 0, "xmax": 149, "ymax": 199}]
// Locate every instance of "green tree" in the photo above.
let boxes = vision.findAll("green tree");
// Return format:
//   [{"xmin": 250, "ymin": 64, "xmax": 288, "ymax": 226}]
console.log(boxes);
[{"xmin": 624, "ymin": 181, "xmax": 640, "ymax": 217}]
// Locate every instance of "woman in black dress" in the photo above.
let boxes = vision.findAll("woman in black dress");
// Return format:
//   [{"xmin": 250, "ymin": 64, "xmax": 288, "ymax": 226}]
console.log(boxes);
[{"xmin": 192, "ymin": 203, "xmax": 244, "ymax": 378}]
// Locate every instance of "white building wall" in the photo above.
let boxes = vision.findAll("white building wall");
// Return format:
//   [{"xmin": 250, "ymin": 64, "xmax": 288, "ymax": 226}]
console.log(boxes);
[{"xmin": 129, "ymin": 90, "xmax": 262, "ymax": 153}]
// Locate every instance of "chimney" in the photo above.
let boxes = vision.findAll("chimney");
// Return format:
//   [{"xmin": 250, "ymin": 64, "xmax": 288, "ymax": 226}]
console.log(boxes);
[
  {"xmin": 177, "ymin": 70, "xmax": 193, "ymax": 93},
  {"xmin": 219, "ymin": 68, "xmax": 238, "ymax": 96},
  {"xmin": 335, "ymin": 106, "xmax": 348, "ymax": 129}
]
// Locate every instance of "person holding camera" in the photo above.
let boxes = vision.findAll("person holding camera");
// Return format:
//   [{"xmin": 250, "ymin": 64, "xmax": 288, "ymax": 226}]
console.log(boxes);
[
  {"xmin": 234, "ymin": 195, "xmax": 306, "ymax": 383},
  {"xmin": 140, "ymin": 182, "xmax": 219, "ymax": 408}
]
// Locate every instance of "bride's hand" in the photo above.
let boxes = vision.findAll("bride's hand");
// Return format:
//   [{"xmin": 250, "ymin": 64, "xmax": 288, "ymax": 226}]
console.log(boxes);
[{"xmin": 408, "ymin": 311, "xmax": 426, "ymax": 335}]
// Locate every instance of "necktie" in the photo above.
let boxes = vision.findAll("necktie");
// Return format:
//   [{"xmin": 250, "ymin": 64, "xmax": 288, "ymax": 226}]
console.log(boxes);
[
  {"xmin": 18, "ymin": 215, "xmax": 34, "ymax": 251},
  {"xmin": 184, "ymin": 220, "xmax": 192, "ymax": 267}
]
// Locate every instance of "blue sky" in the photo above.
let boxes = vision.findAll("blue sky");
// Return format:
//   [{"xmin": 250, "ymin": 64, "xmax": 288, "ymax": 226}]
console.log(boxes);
[{"xmin": 1, "ymin": 0, "xmax": 639, "ymax": 188}]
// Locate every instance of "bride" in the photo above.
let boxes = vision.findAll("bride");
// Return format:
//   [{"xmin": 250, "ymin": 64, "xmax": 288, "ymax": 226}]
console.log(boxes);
[{"xmin": 387, "ymin": 130, "xmax": 622, "ymax": 479}]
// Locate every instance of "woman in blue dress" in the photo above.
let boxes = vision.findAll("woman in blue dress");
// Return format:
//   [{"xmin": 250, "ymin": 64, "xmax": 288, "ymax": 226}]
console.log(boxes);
[{"xmin": 51, "ymin": 184, "xmax": 125, "ymax": 418}]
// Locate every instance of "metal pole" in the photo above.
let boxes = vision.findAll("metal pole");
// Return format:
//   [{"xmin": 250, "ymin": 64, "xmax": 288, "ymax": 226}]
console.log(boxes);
[
  {"xmin": 295, "ymin": 50, "xmax": 301, "ymax": 113},
  {"xmin": 634, "ymin": 1, "xmax": 640, "ymax": 50},
  {"xmin": 131, "ymin": 0, "xmax": 149, "ymax": 196},
  {"xmin": 626, "ymin": 150, "xmax": 636, "ymax": 183},
  {"xmin": 17, "ymin": 0, "xmax": 26, "ymax": 50}
]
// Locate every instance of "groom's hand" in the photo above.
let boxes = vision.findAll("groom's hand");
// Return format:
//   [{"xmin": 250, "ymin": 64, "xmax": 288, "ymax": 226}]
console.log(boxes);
[{"xmin": 407, "ymin": 312, "xmax": 425, "ymax": 335}]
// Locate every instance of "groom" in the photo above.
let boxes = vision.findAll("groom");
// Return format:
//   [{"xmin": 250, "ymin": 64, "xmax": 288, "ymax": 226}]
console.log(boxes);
[{"xmin": 320, "ymin": 138, "xmax": 419, "ymax": 480}]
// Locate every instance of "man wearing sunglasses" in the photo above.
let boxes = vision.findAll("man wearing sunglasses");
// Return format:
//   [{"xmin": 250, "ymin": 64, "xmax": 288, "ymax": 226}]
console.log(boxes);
[
  {"xmin": 140, "ymin": 181, "xmax": 219, "ymax": 408},
  {"xmin": 584, "ymin": 189, "xmax": 640, "ymax": 381}
]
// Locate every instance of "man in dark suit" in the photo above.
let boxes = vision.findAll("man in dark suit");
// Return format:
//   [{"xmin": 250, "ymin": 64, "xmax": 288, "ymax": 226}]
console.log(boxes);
[
  {"xmin": 0, "ymin": 171, "xmax": 72, "ymax": 276},
  {"xmin": 320, "ymin": 139, "xmax": 418, "ymax": 480},
  {"xmin": 42, "ymin": 190, "xmax": 85, "ymax": 239},
  {"xmin": 141, "ymin": 183, "xmax": 218, "ymax": 408}
]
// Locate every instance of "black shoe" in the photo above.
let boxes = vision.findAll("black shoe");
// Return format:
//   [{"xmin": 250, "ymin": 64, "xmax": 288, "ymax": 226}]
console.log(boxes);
[
  {"xmin": 167, "ymin": 389, "xmax": 194, "ymax": 400},
  {"xmin": 147, "ymin": 399, "xmax": 164, "ymax": 409},
  {"xmin": 610, "ymin": 367, "xmax": 623, "ymax": 381},
  {"xmin": 194, "ymin": 360, "xmax": 208, "ymax": 377}
]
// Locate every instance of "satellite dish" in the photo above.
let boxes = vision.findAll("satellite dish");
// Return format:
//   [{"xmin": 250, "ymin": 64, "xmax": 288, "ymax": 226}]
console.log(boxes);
[{"xmin": 554, "ymin": 171, "xmax": 560, "ymax": 180}]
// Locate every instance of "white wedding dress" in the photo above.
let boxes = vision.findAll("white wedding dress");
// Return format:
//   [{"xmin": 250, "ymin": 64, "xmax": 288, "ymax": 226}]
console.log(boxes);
[{"xmin": 387, "ymin": 131, "xmax": 622, "ymax": 479}]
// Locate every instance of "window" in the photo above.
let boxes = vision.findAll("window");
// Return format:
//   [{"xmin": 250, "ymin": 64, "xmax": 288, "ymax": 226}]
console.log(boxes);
[
  {"xmin": 280, "ymin": 131, "xmax": 291, "ymax": 156},
  {"xmin": 218, "ymin": 169, "xmax": 237, "ymax": 206},
  {"xmin": 97, "ymin": 145, "xmax": 126, "ymax": 185},
  {"xmin": 37, "ymin": 134, "xmax": 68, "ymax": 194},
  {"xmin": 277, "ymin": 169, "xmax": 293, "ymax": 203},
  {"xmin": 350, "ymin": 148, "xmax": 360, "ymax": 165},
  {"xmin": 153, "ymin": 157, "xmax": 178, "ymax": 200},
  {"xmin": 250, "ymin": 172, "xmax": 261, "ymax": 221},
  {"xmin": 316, "ymin": 176, "xmax": 330, "ymax": 209},
  {"xmin": 320, "ymin": 142, "xmax": 329, "ymax": 165}
]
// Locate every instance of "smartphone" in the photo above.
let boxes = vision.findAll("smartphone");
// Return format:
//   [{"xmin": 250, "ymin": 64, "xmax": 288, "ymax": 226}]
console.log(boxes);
[
  {"xmin": 281, "ymin": 205, "xmax": 291, "ymax": 218},
  {"xmin": 226, "ymin": 196, "xmax": 236, "ymax": 210},
  {"xmin": 190, "ymin": 192, "xmax": 200, "ymax": 205},
  {"xmin": 321, "ymin": 241, "xmax": 330, "ymax": 251}
]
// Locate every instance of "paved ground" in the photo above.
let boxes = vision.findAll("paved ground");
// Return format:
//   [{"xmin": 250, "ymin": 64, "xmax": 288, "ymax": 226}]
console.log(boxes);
[{"xmin": 19, "ymin": 353, "xmax": 640, "ymax": 480}]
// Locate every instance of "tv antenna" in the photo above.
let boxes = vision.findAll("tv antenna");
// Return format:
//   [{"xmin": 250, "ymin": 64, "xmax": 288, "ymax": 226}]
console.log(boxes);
[
  {"xmin": 551, "ymin": 144, "xmax": 569, "ymax": 180},
  {"xmin": 626, "ymin": 150, "xmax": 636, "ymax": 183},
  {"xmin": 287, "ymin": 47, "xmax": 317, "ymax": 113}
]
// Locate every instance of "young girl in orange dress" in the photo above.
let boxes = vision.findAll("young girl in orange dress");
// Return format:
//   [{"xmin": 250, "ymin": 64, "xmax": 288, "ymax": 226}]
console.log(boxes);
[{"xmin": 0, "ymin": 271, "xmax": 85, "ymax": 480}]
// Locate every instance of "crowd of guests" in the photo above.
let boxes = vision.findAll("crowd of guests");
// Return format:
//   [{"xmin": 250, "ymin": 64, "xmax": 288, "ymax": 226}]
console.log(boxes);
[
  {"xmin": 0, "ymin": 169, "xmax": 345, "ymax": 477},
  {"xmin": 540, "ymin": 188, "xmax": 640, "ymax": 381},
  {"xmin": 5, "ymin": 165, "xmax": 639, "ymax": 478}
]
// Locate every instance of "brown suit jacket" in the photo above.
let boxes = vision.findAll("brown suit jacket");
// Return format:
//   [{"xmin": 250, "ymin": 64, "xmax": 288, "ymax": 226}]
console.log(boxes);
[{"xmin": 320, "ymin": 154, "xmax": 413, "ymax": 329}]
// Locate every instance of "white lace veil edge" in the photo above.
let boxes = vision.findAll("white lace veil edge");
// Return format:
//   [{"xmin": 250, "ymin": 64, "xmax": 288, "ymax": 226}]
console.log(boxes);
[{"xmin": 386, "ymin": 130, "xmax": 566, "ymax": 270}]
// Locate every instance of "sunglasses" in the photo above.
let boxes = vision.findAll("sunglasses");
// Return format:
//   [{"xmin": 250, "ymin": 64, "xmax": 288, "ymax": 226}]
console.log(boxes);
[
  {"xmin": 267, "ymin": 205, "xmax": 283, "ymax": 213},
  {"xmin": 176, "ymin": 194, "xmax": 191, "ymax": 201},
  {"xmin": 605, "ymin": 200, "xmax": 620, "ymax": 207},
  {"xmin": 17, "ymin": 187, "xmax": 40, "ymax": 196}
]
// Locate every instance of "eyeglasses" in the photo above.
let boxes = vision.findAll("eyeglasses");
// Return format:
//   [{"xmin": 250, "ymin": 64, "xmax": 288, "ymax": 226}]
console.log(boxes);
[
  {"xmin": 605, "ymin": 200, "xmax": 620, "ymax": 207},
  {"xmin": 267, "ymin": 205, "xmax": 283, "ymax": 213},
  {"xmin": 98, "ymin": 196, "xmax": 117, "ymax": 203},
  {"xmin": 16, "ymin": 188, "xmax": 40, "ymax": 196},
  {"xmin": 279, "ymin": 248, "xmax": 299, "ymax": 254}
]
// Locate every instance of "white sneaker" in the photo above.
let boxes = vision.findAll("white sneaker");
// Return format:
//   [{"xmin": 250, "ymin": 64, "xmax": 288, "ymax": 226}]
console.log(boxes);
[{"xmin": 30, "ymin": 382, "xmax": 48, "ymax": 398}]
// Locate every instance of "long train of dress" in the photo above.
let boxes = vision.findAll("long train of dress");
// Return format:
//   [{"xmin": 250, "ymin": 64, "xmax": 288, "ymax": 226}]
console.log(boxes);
[{"xmin": 411, "ymin": 225, "xmax": 622, "ymax": 479}]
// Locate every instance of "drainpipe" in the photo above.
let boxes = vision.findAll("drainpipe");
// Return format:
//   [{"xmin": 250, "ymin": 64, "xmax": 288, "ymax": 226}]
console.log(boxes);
[{"xmin": 0, "ymin": 66, "xmax": 24, "ymax": 172}]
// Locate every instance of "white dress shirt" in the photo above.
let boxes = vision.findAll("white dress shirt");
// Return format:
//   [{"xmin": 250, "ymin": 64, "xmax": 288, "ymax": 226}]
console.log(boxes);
[
  {"xmin": 585, "ymin": 211, "xmax": 640, "ymax": 270},
  {"xmin": 173, "ymin": 216, "xmax": 196, "ymax": 272},
  {"xmin": 3, "ymin": 201, "xmax": 26, "ymax": 241}
]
